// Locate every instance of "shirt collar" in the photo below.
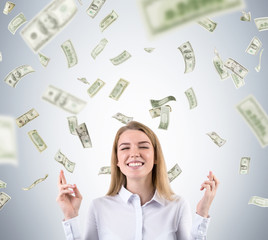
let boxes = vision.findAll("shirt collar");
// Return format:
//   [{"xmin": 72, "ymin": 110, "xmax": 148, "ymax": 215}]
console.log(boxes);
[{"xmin": 118, "ymin": 185, "xmax": 165, "ymax": 206}]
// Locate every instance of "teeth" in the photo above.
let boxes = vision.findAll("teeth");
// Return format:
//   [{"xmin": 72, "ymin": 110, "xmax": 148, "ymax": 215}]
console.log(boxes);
[{"xmin": 128, "ymin": 162, "xmax": 143, "ymax": 167}]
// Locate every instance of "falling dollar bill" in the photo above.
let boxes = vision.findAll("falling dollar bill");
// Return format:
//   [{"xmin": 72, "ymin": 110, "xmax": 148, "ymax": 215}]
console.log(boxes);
[
  {"xmin": 77, "ymin": 77, "xmax": 90, "ymax": 85},
  {"xmin": 245, "ymin": 36, "xmax": 262, "ymax": 55},
  {"xmin": 98, "ymin": 166, "xmax": 111, "ymax": 175},
  {"xmin": 112, "ymin": 113, "xmax": 133, "ymax": 124},
  {"xmin": 91, "ymin": 38, "xmax": 108, "ymax": 59},
  {"xmin": 213, "ymin": 48, "xmax": 229, "ymax": 80},
  {"xmin": 22, "ymin": 174, "xmax": 48, "ymax": 190},
  {"xmin": 0, "ymin": 180, "xmax": 7, "ymax": 189},
  {"xmin": 42, "ymin": 85, "xmax": 87, "ymax": 114},
  {"xmin": 168, "ymin": 163, "xmax": 182, "ymax": 183},
  {"xmin": 20, "ymin": 0, "xmax": 78, "ymax": 53},
  {"xmin": 207, "ymin": 132, "xmax": 226, "ymax": 147},
  {"xmin": 240, "ymin": 11, "xmax": 251, "ymax": 21},
  {"xmin": 38, "ymin": 52, "xmax": 50, "ymax": 67},
  {"xmin": 150, "ymin": 96, "xmax": 176, "ymax": 108},
  {"xmin": 0, "ymin": 116, "xmax": 17, "ymax": 165},
  {"xmin": 239, "ymin": 157, "xmax": 250, "ymax": 174},
  {"xmin": 3, "ymin": 1, "xmax": 15, "ymax": 15},
  {"xmin": 144, "ymin": 48, "xmax": 155, "ymax": 53},
  {"xmin": 109, "ymin": 78, "xmax": 129, "ymax": 101},
  {"xmin": 99, "ymin": 10, "xmax": 118, "ymax": 32},
  {"xmin": 4, "ymin": 65, "xmax": 35, "ymax": 88},
  {"xmin": 0, "ymin": 192, "xmax": 11, "ymax": 211},
  {"xmin": 254, "ymin": 17, "xmax": 268, "ymax": 31},
  {"xmin": 224, "ymin": 58, "xmax": 248, "ymax": 79},
  {"xmin": 255, "ymin": 48, "xmax": 264, "ymax": 72},
  {"xmin": 67, "ymin": 116, "xmax": 78, "ymax": 135},
  {"xmin": 185, "ymin": 87, "xmax": 197, "ymax": 109},
  {"xmin": 248, "ymin": 196, "xmax": 268, "ymax": 207},
  {"xmin": 110, "ymin": 50, "xmax": 132, "ymax": 65},
  {"xmin": 28, "ymin": 130, "xmax": 47, "ymax": 152},
  {"xmin": 197, "ymin": 18, "xmax": 217, "ymax": 32},
  {"xmin": 231, "ymin": 73, "xmax": 245, "ymax": 89},
  {"xmin": 55, "ymin": 150, "xmax": 75, "ymax": 173},
  {"xmin": 138, "ymin": 0, "xmax": 244, "ymax": 36},
  {"xmin": 61, "ymin": 39, "xmax": 78, "ymax": 68},
  {"xmin": 158, "ymin": 106, "xmax": 170, "ymax": 130},
  {"xmin": 236, "ymin": 95, "xmax": 268, "ymax": 147},
  {"xmin": 87, "ymin": 0, "xmax": 106, "ymax": 18},
  {"xmin": 178, "ymin": 41, "xmax": 195, "ymax": 73},
  {"xmin": 149, "ymin": 105, "xmax": 171, "ymax": 118},
  {"xmin": 76, "ymin": 123, "xmax": 92, "ymax": 148},
  {"xmin": 87, "ymin": 79, "xmax": 105, "ymax": 97},
  {"xmin": 16, "ymin": 108, "xmax": 39, "ymax": 128},
  {"xmin": 8, "ymin": 12, "xmax": 27, "ymax": 34}
]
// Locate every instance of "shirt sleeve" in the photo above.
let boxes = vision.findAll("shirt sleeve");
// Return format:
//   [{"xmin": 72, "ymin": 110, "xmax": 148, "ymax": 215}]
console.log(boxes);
[
  {"xmin": 175, "ymin": 198, "xmax": 211, "ymax": 240},
  {"xmin": 62, "ymin": 216, "xmax": 82, "ymax": 240}
]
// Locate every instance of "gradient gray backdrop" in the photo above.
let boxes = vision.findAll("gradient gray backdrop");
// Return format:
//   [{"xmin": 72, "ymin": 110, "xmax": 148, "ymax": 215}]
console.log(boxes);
[{"xmin": 0, "ymin": 0, "xmax": 268, "ymax": 239}]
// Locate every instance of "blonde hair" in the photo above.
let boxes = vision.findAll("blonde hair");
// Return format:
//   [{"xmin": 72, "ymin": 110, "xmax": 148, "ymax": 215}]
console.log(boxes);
[{"xmin": 106, "ymin": 121, "xmax": 176, "ymax": 201}]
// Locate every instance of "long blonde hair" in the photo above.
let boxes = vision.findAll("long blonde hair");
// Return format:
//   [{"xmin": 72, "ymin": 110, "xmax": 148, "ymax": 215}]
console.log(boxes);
[{"xmin": 106, "ymin": 121, "xmax": 176, "ymax": 201}]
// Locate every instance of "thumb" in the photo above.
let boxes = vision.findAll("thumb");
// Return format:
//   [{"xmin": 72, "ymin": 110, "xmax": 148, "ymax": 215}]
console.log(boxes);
[{"xmin": 73, "ymin": 184, "xmax": 82, "ymax": 199}]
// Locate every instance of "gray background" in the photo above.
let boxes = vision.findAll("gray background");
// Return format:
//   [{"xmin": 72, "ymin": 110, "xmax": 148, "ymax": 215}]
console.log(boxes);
[{"xmin": 0, "ymin": 0, "xmax": 268, "ymax": 239}]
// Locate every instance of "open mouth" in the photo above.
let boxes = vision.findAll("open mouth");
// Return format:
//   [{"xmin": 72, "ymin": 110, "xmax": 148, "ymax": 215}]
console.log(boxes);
[{"xmin": 127, "ymin": 162, "xmax": 144, "ymax": 167}]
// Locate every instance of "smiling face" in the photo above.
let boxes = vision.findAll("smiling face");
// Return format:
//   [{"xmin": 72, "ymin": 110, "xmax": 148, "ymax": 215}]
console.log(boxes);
[{"xmin": 117, "ymin": 129, "xmax": 156, "ymax": 182}]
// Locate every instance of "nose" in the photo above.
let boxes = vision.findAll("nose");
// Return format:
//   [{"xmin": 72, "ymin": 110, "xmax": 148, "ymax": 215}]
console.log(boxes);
[{"xmin": 130, "ymin": 146, "xmax": 140, "ymax": 158}]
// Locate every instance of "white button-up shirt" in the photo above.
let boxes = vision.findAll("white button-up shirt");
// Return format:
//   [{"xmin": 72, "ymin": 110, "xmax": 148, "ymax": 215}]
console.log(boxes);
[{"xmin": 62, "ymin": 186, "xmax": 210, "ymax": 240}]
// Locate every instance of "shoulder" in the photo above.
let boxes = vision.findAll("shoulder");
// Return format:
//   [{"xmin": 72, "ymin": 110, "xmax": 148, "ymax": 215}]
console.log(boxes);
[{"xmin": 91, "ymin": 194, "xmax": 120, "ymax": 208}]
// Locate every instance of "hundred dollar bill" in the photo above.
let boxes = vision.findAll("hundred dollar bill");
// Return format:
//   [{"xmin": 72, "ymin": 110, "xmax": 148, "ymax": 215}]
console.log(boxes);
[
  {"xmin": 91, "ymin": 38, "xmax": 108, "ymax": 59},
  {"xmin": 87, "ymin": 79, "xmax": 105, "ymax": 97},
  {"xmin": 77, "ymin": 77, "xmax": 90, "ymax": 85},
  {"xmin": 16, "ymin": 108, "xmax": 39, "ymax": 128},
  {"xmin": 213, "ymin": 48, "xmax": 229, "ymax": 80},
  {"xmin": 255, "ymin": 48, "xmax": 264, "ymax": 72},
  {"xmin": 138, "ymin": 0, "xmax": 244, "ymax": 36},
  {"xmin": 144, "ymin": 47, "xmax": 155, "ymax": 53},
  {"xmin": 158, "ymin": 105, "xmax": 170, "ymax": 130},
  {"xmin": 3, "ymin": 1, "xmax": 15, "ymax": 15},
  {"xmin": 248, "ymin": 196, "xmax": 268, "ymax": 207},
  {"xmin": 76, "ymin": 123, "xmax": 92, "ymax": 148},
  {"xmin": 98, "ymin": 166, "xmax": 111, "ymax": 175},
  {"xmin": 168, "ymin": 163, "xmax": 182, "ymax": 183},
  {"xmin": 0, "ymin": 192, "xmax": 11, "ymax": 210},
  {"xmin": 0, "ymin": 52, "xmax": 2, "ymax": 62},
  {"xmin": 55, "ymin": 150, "xmax": 75, "ymax": 173},
  {"xmin": 245, "ymin": 36, "xmax": 262, "ymax": 55},
  {"xmin": 149, "ymin": 105, "xmax": 171, "ymax": 118},
  {"xmin": 0, "ymin": 180, "xmax": 7, "ymax": 189},
  {"xmin": 231, "ymin": 73, "xmax": 245, "ymax": 89},
  {"xmin": 61, "ymin": 40, "xmax": 78, "ymax": 68},
  {"xmin": 254, "ymin": 17, "xmax": 268, "ymax": 31},
  {"xmin": 150, "ymin": 96, "xmax": 176, "ymax": 108},
  {"xmin": 236, "ymin": 95, "xmax": 268, "ymax": 147},
  {"xmin": 224, "ymin": 58, "xmax": 248, "ymax": 79},
  {"xmin": 240, "ymin": 11, "xmax": 251, "ymax": 21},
  {"xmin": 185, "ymin": 87, "xmax": 197, "ymax": 109},
  {"xmin": 8, "ymin": 12, "xmax": 27, "ymax": 34},
  {"xmin": 112, "ymin": 113, "xmax": 133, "ymax": 124},
  {"xmin": 28, "ymin": 130, "xmax": 47, "ymax": 152},
  {"xmin": 197, "ymin": 18, "xmax": 217, "ymax": 32},
  {"xmin": 100, "ymin": 10, "xmax": 118, "ymax": 32},
  {"xmin": 0, "ymin": 116, "xmax": 17, "ymax": 165},
  {"xmin": 4, "ymin": 65, "xmax": 35, "ymax": 88},
  {"xmin": 110, "ymin": 50, "xmax": 131, "ymax": 65},
  {"xmin": 22, "ymin": 174, "xmax": 48, "ymax": 190},
  {"xmin": 87, "ymin": 0, "xmax": 106, "ymax": 18},
  {"xmin": 239, "ymin": 157, "xmax": 250, "ymax": 174},
  {"xmin": 207, "ymin": 132, "xmax": 226, "ymax": 147},
  {"xmin": 67, "ymin": 116, "xmax": 78, "ymax": 135},
  {"xmin": 38, "ymin": 52, "xmax": 50, "ymax": 67},
  {"xmin": 42, "ymin": 85, "xmax": 87, "ymax": 114},
  {"xmin": 20, "ymin": 0, "xmax": 77, "ymax": 53},
  {"xmin": 178, "ymin": 41, "xmax": 195, "ymax": 73},
  {"xmin": 109, "ymin": 78, "xmax": 129, "ymax": 101}
]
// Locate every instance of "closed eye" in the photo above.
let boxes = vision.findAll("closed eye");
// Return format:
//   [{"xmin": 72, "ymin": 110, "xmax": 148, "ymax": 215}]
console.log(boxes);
[
  {"xmin": 120, "ymin": 147, "xmax": 130, "ymax": 150},
  {"xmin": 139, "ymin": 146, "xmax": 149, "ymax": 149}
]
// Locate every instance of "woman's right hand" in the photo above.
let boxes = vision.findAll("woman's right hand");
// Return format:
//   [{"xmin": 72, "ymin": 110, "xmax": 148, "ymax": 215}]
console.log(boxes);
[{"xmin": 56, "ymin": 170, "xmax": 83, "ymax": 220}]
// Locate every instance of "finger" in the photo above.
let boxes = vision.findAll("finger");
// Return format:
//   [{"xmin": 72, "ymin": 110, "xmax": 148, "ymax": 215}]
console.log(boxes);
[
  {"xmin": 73, "ymin": 184, "xmax": 82, "ymax": 199},
  {"xmin": 60, "ymin": 184, "xmax": 75, "ymax": 191},
  {"xmin": 58, "ymin": 170, "xmax": 62, "ymax": 187},
  {"xmin": 58, "ymin": 189, "xmax": 74, "ymax": 198},
  {"xmin": 61, "ymin": 170, "xmax": 67, "ymax": 185},
  {"xmin": 200, "ymin": 183, "xmax": 211, "ymax": 191},
  {"xmin": 209, "ymin": 171, "xmax": 213, "ymax": 181},
  {"xmin": 213, "ymin": 174, "xmax": 220, "ymax": 189}
]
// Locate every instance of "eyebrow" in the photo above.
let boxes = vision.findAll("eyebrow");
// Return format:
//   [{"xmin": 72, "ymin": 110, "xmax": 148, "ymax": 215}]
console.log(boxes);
[{"xmin": 119, "ymin": 141, "xmax": 151, "ymax": 147}]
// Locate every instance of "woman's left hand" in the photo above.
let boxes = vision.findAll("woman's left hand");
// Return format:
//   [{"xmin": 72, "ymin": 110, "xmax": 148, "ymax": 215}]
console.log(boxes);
[{"xmin": 196, "ymin": 171, "xmax": 219, "ymax": 218}]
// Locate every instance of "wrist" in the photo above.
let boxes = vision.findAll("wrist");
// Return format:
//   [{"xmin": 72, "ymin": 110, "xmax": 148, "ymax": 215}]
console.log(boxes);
[
  {"xmin": 196, "ymin": 211, "xmax": 209, "ymax": 218},
  {"xmin": 64, "ymin": 213, "xmax": 78, "ymax": 221}
]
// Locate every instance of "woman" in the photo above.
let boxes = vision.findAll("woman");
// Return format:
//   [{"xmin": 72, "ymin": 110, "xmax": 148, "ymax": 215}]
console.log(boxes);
[{"xmin": 57, "ymin": 121, "xmax": 219, "ymax": 239}]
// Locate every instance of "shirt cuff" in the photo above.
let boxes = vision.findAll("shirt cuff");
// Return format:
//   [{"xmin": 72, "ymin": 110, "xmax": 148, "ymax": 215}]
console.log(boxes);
[
  {"xmin": 193, "ymin": 213, "xmax": 211, "ymax": 238},
  {"xmin": 62, "ymin": 216, "xmax": 81, "ymax": 240}
]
